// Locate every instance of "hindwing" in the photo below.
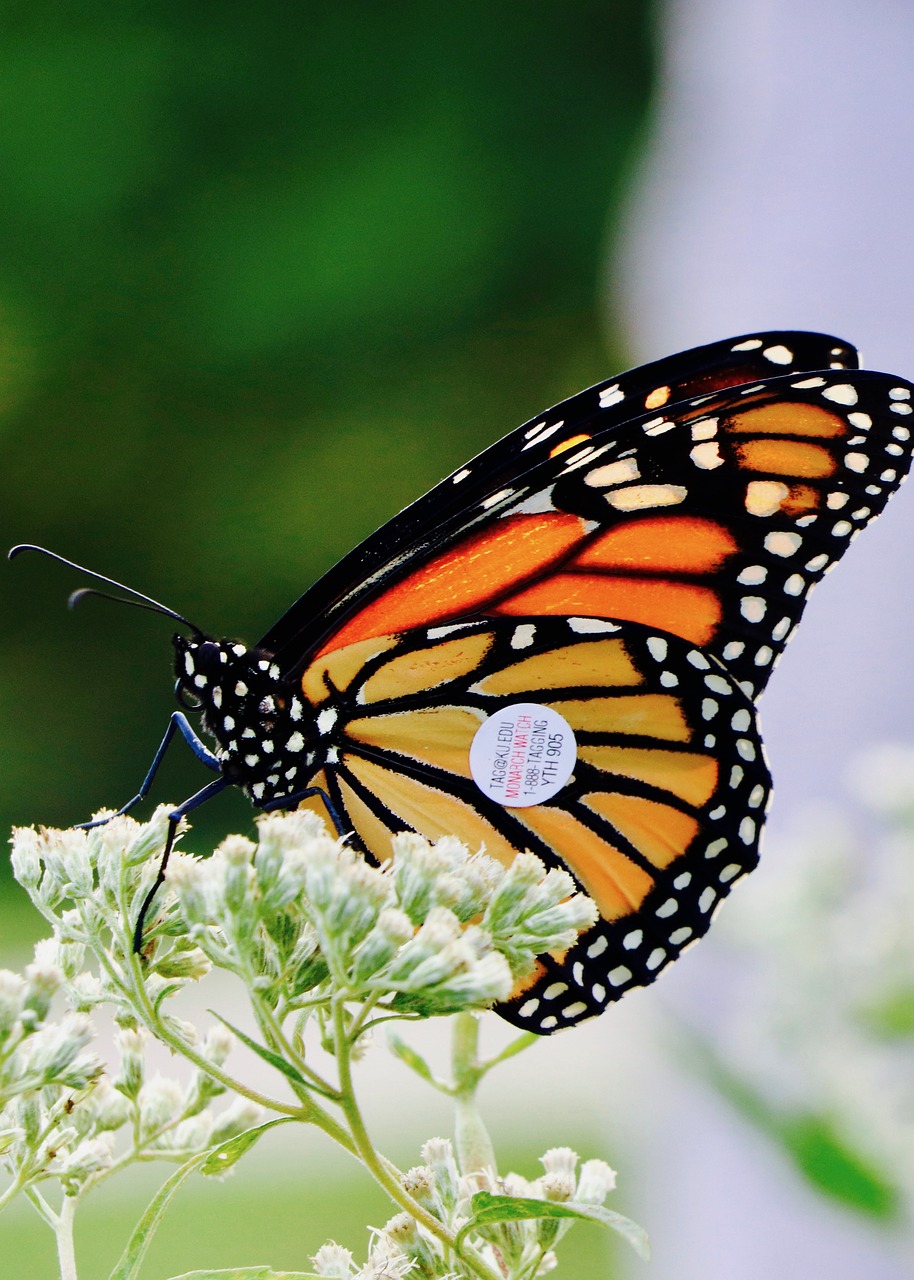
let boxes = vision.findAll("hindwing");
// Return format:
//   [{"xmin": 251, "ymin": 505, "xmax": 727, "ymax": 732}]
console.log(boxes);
[{"xmin": 294, "ymin": 615, "xmax": 770, "ymax": 1030}]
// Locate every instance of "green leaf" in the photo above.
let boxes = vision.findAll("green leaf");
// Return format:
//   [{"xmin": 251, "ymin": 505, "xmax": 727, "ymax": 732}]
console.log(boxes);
[
  {"xmin": 456, "ymin": 1191, "xmax": 650, "ymax": 1260},
  {"xmin": 386, "ymin": 1032, "xmax": 448, "ymax": 1090},
  {"xmin": 682, "ymin": 1026, "xmax": 901, "ymax": 1220},
  {"xmin": 211, "ymin": 1012, "xmax": 308, "ymax": 1088},
  {"xmin": 153, "ymin": 981, "xmax": 184, "ymax": 1012},
  {"xmin": 108, "ymin": 1122, "xmax": 292, "ymax": 1280},
  {"xmin": 164, "ymin": 1269, "xmax": 321, "ymax": 1279},
  {"xmin": 857, "ymin": 986, "xmax": 914, "ymax": 1039},
  {"xmin": 108, "ymin": 1150, "xmax": 213, "ymax": 1280},
  {"xmin": 481, "ymin": 1030, "xmax": 539, "ymax": 1071},
  {"xmin": 778, "ymin": 1114, "xmax": 900, "ymax": 1221},
  {"xmin": 201, "ymin": 1118, "xmax": 292, "ymax": 1176}
]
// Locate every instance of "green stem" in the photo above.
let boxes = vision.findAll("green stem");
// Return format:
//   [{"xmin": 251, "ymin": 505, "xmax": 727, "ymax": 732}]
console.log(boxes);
[
  {"xmin": 251, "ymin": 989, "xmax": 339, "ymax": 1100},
  {"xmin": 452, "ymin": 1012, "xmax": 497, "ymax": 1177},
  {"xmin": 120, "ymin": 946, "xmax": 288, "ymax": 1111},
  {"xmin": 330, "ymin": 1000, "xmax": 502, "ymax": 1280},
  {"xmin": 22, "ymin": 1184, "xmax": 57, "ymax": 1229},
  {"xmin": 55, "ymin": 1194, "xmax": 78, "ymax": 1280},
  {"xmin": 0, "ymin": 1168, "xmax": 29, "ymax": 1213}
]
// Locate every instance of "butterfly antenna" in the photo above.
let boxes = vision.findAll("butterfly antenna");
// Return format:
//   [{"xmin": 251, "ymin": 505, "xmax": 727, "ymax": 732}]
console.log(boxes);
[{"xmin": 8, "ymin": 544, "xmax": 202, "ymax": 636}]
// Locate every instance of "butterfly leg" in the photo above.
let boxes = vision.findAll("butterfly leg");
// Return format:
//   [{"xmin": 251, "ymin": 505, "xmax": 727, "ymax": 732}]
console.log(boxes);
[
  {"xmin": 133, "ymin": 776, "xmax": 230, "ymax": 951},
  {"xmin": 79, "ymin": 712, "xmax": 222, "ymax": 830},
  {"xmin": 260, "ymin": 786, "xmax": 348, "ymax": 838}
]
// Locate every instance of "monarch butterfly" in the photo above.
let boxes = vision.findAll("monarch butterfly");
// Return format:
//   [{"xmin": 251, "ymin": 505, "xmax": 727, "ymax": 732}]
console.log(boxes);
[{"xmin": 12, "ymin": 330, "xmax": 914, "ymax": 1033}]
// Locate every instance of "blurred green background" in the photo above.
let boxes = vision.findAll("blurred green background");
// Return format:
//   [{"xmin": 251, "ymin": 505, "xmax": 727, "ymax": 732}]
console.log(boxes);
[
  {"xmin": 0, "ymin": 2, "xmax": 655, "ymax": 1273},
  {"xmin": 0, "ymin": 0, "xmax": 653, "ymax": 849}
]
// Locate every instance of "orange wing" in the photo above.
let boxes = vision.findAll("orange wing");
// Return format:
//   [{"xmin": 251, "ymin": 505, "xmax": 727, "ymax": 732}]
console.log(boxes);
[
  {"xmin": 296, "ymin": 616, "xmax": 770, "ymax": 1031},
  {"xmin": 311, "ymin": 373, "xmax": 914, "ymax": 697}
]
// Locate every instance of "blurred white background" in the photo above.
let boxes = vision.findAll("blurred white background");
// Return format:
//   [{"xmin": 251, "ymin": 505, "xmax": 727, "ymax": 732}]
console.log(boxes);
[{"xmin": 601, "ymin": 0, "xmax": 914, "ymax": 1275}]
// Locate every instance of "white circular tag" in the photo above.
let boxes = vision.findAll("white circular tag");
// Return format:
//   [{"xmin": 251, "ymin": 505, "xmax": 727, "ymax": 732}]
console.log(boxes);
[{"xmin": 469, "ymin": 703, "xmax": 577, "ymax": 808}]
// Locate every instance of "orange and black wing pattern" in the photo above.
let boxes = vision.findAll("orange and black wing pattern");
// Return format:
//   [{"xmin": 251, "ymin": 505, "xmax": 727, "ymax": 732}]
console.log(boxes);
[
  {"xmin": 292, "ymin": 368, "xmax": 914, "ymax": 699},
  {"xmin": 294, "ymin": 616, "xmax": 770, "ymax": 1031},
  {"xmin": 260, "ymin": 330, "xmax": 860, "ymax": 667},
  {"xmin": 261, "ymin": 332, "xmax": 913, "ymax": 1031}
]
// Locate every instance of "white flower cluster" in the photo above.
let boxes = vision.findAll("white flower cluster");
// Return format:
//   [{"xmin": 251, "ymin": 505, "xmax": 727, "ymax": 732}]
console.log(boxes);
[
  {"xmin": 160, "ymin": 811, "xmax": 597, "ymax": 1022},
  {"xmin": 4, "ymin": 808, "xmax": 616, "ymax": 1278},
  {"xmin": 0, "ymin": 949, "xmax": 255, "ymax": 1205},
  {"xmin": 309, "ymin": 1139, "xmax": 618, "ymax": 1280},
  {"xmin": 10, "ymin": 808, "xmax": 597, "ymax": 1030},
  {"xmin": 710, "ymin": 742, "xmax": 914, "ymax": 1215}
]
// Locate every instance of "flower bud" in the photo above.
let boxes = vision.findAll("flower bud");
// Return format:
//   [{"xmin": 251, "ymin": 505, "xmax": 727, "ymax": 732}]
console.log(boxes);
[
  {"xmin": 87, "ymin": 1076, "xmax": 132, "ymax": 1133},
  {"xmin": 138, "ymin": 1076, "xmax": 184, "ymax": 1136},
  {"xmin": 541, "ymin": 1171, "xmax": 575, "ymax": 1202},
  {"xmin": 120, "ymin": 809, "xmax": 173, "ymax": 867},
  {"xmin": 402, "ymin": 1164, "xmax": 441, "ymax": 1217},
  {"xmin": 152, "ymin": 946, "xmax": 212, "ymax": 981},
  {"xmin": 16, "ymin": 1093, "xmax": 41, "ymax": 1144},
  {"xmin": 0, "ymin": 970, "xmax": 25, "ymax": 1041},
  {"xmin": 218, "ymin": 837, "xmax": 256, "ymax": 919},
  {"xmin": 55, "ymin": 1133, "xmax": 116, "ymax": 1184},
  {"xmin": 25, "ymin": 1014, "xmax": 94, "ymax": 1084},
  {"xmin": 540, "ymin": 1146, "xmax": 578, "ymax": 1178},
  {"xmin": 10, "ymin": 828, "xmax": 41, "ymax": 890},
  {"xmin": 113, "ymin": 1027, "xmax": 146, "ymax": 1100},
  {"xmin": 575, "ymin": 1158, "xmax": 617, "ymax": 1204},
  {"xmin": 420, "ymin": 1137, "xmax": 460, "ymax": 1212},
  {"xmin": 311, "ymin": 1242, "xmax": 354, "ymax": 1278},
  {"xmin": 22, "ymin": 956, "xmax": 64, "ymax": 1026},
  {"xmin": 351, "ymin": 908, "xmax": 414, "ymax": 984},
  {"xmin": 209, "ymin": 1098, "xmax": 262, "ymax": 1147},
  {"xmin": 65, "ymin": 972, "xmax": 104, "ymax": 1013}
]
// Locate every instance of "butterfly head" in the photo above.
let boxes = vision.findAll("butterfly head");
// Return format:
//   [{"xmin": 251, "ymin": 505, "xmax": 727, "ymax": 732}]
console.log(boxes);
[
  {"xmin": 173, "ymin": 634, "xmax": 283, "ymax": 724},
  {"xmin": 172, "ymin": 635, "xmax": 314, "ymax": 803}
]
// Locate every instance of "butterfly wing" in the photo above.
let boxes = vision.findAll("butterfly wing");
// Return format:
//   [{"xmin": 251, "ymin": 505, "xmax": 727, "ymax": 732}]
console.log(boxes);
[
  {"xmin": 259, "ymin": 334, "xmax": 913, "ymax": 1032},
  {"xmin": 260, "ymin": 330, "xmax": 859, "ymax": 668},
  {"xmin": 294, "ymin": 615, "xmax": 770, "ymax": 1030},
  {"xmin": 287, "ymin": 368, "xmax": 914, "ymax": 698}
]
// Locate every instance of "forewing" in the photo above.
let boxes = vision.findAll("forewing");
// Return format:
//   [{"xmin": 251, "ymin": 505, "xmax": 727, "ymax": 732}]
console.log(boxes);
[
  {"xmin": 260, "ymin": 331, "xmax": 858, "ymax": 669},
  {"xmin": 293, "ymin": 369, "xmax": 914, "ymax": 697}
]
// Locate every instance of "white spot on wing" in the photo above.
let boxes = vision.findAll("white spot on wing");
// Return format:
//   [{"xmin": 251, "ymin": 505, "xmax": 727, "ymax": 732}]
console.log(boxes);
[
  {"xmin": 481, "ymin": 489, "xmax": 515, "ymax": 509},
  {"xmin": 745, "ymin": 480, "xmax": 789, "ymax": 517},
  {"xmin": 737, "ymin": 564, "xmax": 767, "ymax": 585},
  {"xmin": 607, "ymin": 483, "xmax": 687, "ymax": 511},
  {"xmin": 740, "ymin": 596, "xmax": 767, "ymax": 623},
  {"xmin": 690, "ymin": 441, "xmax": 724, "ymax": 469},
  {"xmin": 568, "ymin": 617, "xmax": 621, "ymax": 634},
  {"xmin": 317, "ymin": 708, "xmax": 338, "ymax": 733},
  {"xmin": 585, "ymin": 457, "xmax": 640, "ymax": 488},
  {"xmin": 823, "ymin": 383, "xmax": 858, "ymax": 405},
  {"xmin": 764, "ymin": 531, "xmax": 802, "ymax": 557}
]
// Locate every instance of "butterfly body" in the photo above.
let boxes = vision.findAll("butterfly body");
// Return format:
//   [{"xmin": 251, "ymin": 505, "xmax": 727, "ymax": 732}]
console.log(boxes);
[{"xmin": 19, "ymin": 330, "xmax": 914, "ymax": 1034}]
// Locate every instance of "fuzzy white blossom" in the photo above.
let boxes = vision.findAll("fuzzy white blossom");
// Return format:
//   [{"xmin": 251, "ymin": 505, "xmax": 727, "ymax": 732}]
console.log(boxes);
[{"xmin": 2, "ymin": 807, "xmax": 635, "ymax": 1279}]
